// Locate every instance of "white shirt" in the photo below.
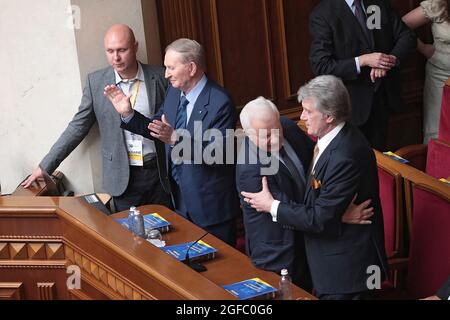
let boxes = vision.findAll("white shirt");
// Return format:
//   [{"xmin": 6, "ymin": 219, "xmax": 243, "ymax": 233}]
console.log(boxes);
[
  {"xmin": 115, "ymin": 63, "xmax": 156, "ymax": 159},
  {"xmin": 345, "ymin": 0, "xmax": 367, "ymax": 74},
  {"xmin": 269, "ymin": 122, "xmax": 346, "ymax": 222}
]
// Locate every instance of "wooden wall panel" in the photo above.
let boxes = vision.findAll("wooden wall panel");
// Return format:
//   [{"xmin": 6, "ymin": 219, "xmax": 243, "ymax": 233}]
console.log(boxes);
[
  {"xmin": 281, "ymin": 0, "xmax": 318, "ymax": 98},
  {"xmin": 214, "ymin": 0, "xmax": 275, "ymax": 108},
  {"xmin": 152, "ymin": 0, "xmax": 428, "ymax": 149}
]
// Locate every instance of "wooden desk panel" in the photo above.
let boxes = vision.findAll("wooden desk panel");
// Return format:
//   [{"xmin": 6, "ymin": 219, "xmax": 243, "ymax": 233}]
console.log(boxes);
[
  {"xmin": 0, "ymin": 197, "xmax": 315, "ymax": 300},
  {"xmin": 112, "ymin": 205, "xmax": 315, "ymax": 300}
]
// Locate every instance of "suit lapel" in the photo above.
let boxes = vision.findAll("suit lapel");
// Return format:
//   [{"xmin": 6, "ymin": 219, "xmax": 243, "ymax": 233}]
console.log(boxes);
[
  {"xmin": 305, "ymin": 124, "xmax": 349, "ymax": 200},
  {"xmin": 337, "ymin": 0, "xmax": 373, "ymax": 50},
  {"xmin": 186, "ymin": 81, "xmax": 209, "ymax": 132},
  {"xmin": 102, "ymin": 68, "xmax": 122, "ymax": 122},
  {"xmin": 142, "ymin": 65, "xmax": 156, "ymax": 115},
  {"xmin": 165, "ymin": 86, "xmax": 180, "ymax": 128}
]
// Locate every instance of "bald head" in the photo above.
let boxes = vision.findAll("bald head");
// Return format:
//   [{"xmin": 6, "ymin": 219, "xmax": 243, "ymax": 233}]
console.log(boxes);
[
  {"xmin": 104, "ymin": 24, "xmax": 136, "ymax": 45},
  {"xmin": 104, "ymin": 24, "xmax": 138, "ymax": 79}
]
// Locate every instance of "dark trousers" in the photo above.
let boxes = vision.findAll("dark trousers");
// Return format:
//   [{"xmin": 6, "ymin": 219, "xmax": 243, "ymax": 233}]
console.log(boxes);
[
  {"xmin": 358, "ymin": 89, "xmax": 389, "ymax": 152},
  {"xmin": 172, "ymin": 182, "xmax": 237, "ymax": 247},
  {"xmin": 113, "ymin": 159, "xmax": 173, "ymax": 212},
  {"xmin": 317, "ymin": 290, "xmax": 375, "ymax": 300}
]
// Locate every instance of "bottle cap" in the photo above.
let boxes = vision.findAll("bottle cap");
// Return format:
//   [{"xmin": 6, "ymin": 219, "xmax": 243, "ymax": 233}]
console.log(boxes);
[{"xmin": 281, "ymin": 269, "xmax": 288, "ymax": 276}]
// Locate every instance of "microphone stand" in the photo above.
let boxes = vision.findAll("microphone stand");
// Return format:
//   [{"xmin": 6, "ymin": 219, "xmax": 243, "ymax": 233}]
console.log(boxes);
[{"xmin": 184, "ymin": 232, "xmax": 209, "ymax": 273}]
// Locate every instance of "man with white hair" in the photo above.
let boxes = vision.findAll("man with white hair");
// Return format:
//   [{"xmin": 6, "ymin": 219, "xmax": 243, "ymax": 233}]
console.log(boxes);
[
  {"xmin": 238, "ymin": 95, "xmax": 376, "ymax": 293},
  {"xmin": 242, "ymin": 76, "xmax": 388, "ymax": 299},
  {"xmin": 237, "ymin": 96, "xmax": 315, "ymax": 290},
  {"xmin": 105, "ymin": 38, "xmax": 239, "ymax": 246}
]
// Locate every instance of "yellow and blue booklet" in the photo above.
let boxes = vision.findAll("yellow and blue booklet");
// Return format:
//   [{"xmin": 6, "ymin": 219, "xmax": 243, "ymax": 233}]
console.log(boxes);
[
  {"xmin": 161, "ymin": 240, "xmax": 217, "ymax": 262},
  {"xmin": 223, "ymin": 278, "xmax": 277, "ymax": 300},
  {"xmin": 383, "ymin": 151, "xmax": 409, "ymax": 164},
  {"xmin": 115, "ymin": 213, "xmax": 171, "ymax": 233}
]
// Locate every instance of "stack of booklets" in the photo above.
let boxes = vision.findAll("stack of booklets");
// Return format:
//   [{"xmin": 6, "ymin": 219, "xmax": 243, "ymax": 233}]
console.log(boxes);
[
  {"xmin": 160, "ymin": 240, "xmax": 217, "ymax": 262},
  {"xmin": 222, "ymin": 278, "xmax": 277, "ymax": 300},
  {"xmin": 115, "ymin": 213, "xmax": 171, "ymax": 233}
]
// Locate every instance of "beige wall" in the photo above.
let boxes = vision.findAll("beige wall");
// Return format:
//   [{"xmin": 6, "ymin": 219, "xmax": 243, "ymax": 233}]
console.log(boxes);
[{"xmin": 0, "ymin": 0, "xmax": 161, "ymax": 195}]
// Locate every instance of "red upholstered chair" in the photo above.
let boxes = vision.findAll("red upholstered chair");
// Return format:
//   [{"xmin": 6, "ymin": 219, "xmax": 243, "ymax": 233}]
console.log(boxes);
[
  {"xmin": 425, "ymin": 139, "xmax": 450, "ymax": 180},
  {"xmin": 438, "ymin": 78, "xmax": 450, "ymax": 142},
  {"xmin": 377, "ymin": 163, "xmax": 404, "ymax": 261},
  {"xmin": 403, "ymin": 172, "xmax": 450, "ymax": 299},
  {"xmin": 396, "ymin": 138, "xmax": 450, "ymax": 180},
  {"xmin": 375, "ymin": 152, "xmax": 406, "ymax": 290}
]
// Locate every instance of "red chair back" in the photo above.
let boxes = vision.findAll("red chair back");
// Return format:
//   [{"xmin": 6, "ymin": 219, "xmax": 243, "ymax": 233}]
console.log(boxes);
[
  {"xmin": 425, "ymin": 139, "xmax": 450, "ymax": 180},
  {"xmin": 406, "ymin": 181, "xmax": 450, "ymax": 299},
  {"xmin": 377, "ymin": 166, "xmax": 403, "ymax": 259}
]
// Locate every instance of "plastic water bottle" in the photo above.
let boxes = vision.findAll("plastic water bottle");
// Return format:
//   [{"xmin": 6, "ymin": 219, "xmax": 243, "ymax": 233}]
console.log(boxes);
[
  {"xmin": 279, "ymin": 269, "xmax": 293, "ymax": 300},
  {"xmin": 127, "ymin": 206, "xmax": 137, "ymax": 233},
  {"xmin": 132, "ymin": 209, "xmax": 146, "ymax": 238}
]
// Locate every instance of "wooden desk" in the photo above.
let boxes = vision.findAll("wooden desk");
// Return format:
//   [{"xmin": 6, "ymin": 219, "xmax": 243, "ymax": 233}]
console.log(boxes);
[
  {"xmin": 0, "ymin": 196, "xmax": 315, "ymax": 300},
  {"xmin": 112, "ymin": 205, "xmax": 315, "ymax": 300}
]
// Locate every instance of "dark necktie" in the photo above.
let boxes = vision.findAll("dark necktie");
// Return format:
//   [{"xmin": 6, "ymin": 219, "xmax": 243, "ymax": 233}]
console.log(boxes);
[
  {"xmin": 354, "ymin": 0, "xmax": 372, "ymax": 46},
  {"xmin": 280, "ymin": 147, "xmax": 304, "ymax": 195},
  {"xmin": 175, "ymin": 95, "xmax": 189, "ymax": 130},
  {"xmin": 171, "ymin": 96, "xmax": 190, "ymax": 184}
]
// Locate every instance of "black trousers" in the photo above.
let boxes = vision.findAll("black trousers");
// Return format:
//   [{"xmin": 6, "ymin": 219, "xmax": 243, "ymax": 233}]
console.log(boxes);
[
  {"xmin": 113, "ymin": 159, "xmax": 173, "ymax": 213},
  {"xmin": 172, "ymin": 182, "xmax": 236, "ymax": 247},
  {"xmin": 317, "ymin": 290, "xmax": 375, "ymax": 300},
  {"xmin": 358, "ymin": 89, "xmax": 389, "ymax": 152}
]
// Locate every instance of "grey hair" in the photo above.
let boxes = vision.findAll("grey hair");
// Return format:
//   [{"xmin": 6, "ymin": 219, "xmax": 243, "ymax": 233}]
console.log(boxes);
[
  {"xmin": 297, "ymin": 75, "xmax": 351, "ymax": 123},
  {"xmin": 240, "ymin": 96, "xmax": 280, "ymax": 131},
  {"xmin": 165, "ymin": 38, "xmax": 206, "ymax": 70}
]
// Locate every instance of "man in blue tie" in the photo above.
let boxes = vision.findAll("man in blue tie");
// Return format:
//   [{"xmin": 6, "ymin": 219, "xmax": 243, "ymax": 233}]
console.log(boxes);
[
  {"xmin": 105, "ymin": 38, "xmax": 239, "ymax": 246},
  {"xmin": 309, "ymin": 0, "xmax": 416, "ymax": 151}
]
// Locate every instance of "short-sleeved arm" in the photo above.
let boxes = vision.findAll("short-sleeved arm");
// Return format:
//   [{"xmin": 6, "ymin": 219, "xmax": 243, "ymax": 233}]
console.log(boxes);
[{"xmin": 420, "ymin": 0, "xmax": 447, "ymax": 23}]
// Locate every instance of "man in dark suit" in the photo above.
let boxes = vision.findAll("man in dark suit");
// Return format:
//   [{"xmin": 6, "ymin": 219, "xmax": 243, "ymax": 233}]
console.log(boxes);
[
  {"xmin": 237, "ymin": 96, "xmax": 376, "ymax": 293},
  {"xmin": 22, "ymin": 24, "xmax": 171, "ymax": 212},
  {"xmin": 105, "ymin": 38, "xmax": 239, "ymax": 245},
  {"xmin": 242, "ymin": 75, "xmax": 388, "ymax": 300},
  {"xmin": 236, "ymin": 97, "xmax": 314, "ymax": 289},
  {"xmin": 309, "ymin": 0, "xmax": 416, "ymax": 150}
]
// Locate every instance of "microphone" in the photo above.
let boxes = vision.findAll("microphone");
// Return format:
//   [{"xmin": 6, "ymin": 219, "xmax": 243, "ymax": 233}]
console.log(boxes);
[{"xmin": 184, "ymin": 232, "xmax": 209, "ymax": 273}]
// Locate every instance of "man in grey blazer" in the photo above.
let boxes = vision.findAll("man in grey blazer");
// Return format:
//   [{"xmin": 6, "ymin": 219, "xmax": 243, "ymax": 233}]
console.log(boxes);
[{"xmin": 22, "ymin": 24, "xmax": 172, "ymax": 212}]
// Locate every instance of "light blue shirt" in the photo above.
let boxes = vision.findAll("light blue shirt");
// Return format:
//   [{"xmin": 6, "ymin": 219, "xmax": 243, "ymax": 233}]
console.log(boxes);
[
  {"xmin": 182, "ymin": 74, "xmax": 208, "ymax": 124},
  {"xmin": 345, "ymin": 0, "xmax": 367, "ymax": 74}
]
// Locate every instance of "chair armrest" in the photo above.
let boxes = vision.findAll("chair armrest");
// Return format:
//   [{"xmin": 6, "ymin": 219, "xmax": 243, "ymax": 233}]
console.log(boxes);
[{"xmin": 395, "ymin": 144, "xmax": 428, "ymax": 171}]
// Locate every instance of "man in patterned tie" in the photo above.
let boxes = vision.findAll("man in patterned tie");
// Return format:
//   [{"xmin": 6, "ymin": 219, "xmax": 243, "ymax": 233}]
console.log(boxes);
[
  {"xmin": 309, "ymin": 0, "xmax": 416, "ymax": 151},
  {"xmin": 105, "ymin": 38, "xmax": 240, "ymax": 246},
  {"xmin": 238, "ymin": 96, "xmax": 375, "ymax": 292},
  {"xmin": 242, "ymin": 75, "xmax": 389, "ymax": 299}
]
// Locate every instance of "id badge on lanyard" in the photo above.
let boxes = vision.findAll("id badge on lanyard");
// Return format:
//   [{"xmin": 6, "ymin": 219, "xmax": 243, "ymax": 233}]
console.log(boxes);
[
  {"xmin": 126, "ymin": 80, "xmax": 144, "ymax": 166},
  {"xmin": 127, "ymin": 138, "xmax": 144, "ymax": 166}
]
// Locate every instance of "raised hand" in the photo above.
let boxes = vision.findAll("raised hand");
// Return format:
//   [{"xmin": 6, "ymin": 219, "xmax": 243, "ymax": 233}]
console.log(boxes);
[{"xmin": 104, "ymin": 85, "xmax": 133, "ymax": 117}]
